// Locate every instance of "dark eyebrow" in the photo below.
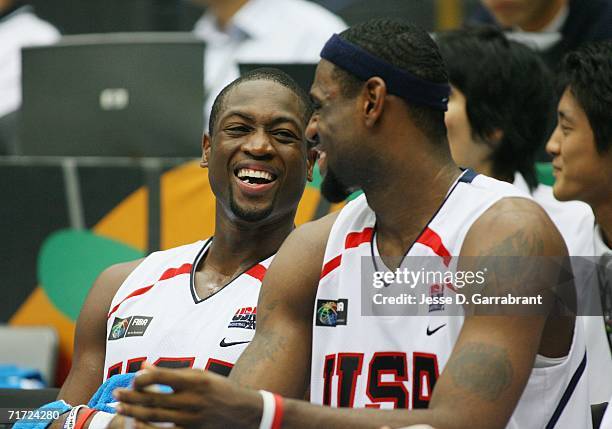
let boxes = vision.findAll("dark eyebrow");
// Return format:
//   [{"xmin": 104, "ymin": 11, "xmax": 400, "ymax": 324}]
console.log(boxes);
[
  {"xmin": 267, "ymin": 116, "xmax": 302, "ymax": 131},
  {"xmin": 222, "ymin": 111, "xmax": 256, "ymax": 123}
]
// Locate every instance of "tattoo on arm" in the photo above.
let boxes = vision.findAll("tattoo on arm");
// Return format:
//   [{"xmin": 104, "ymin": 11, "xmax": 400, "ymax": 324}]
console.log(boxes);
[
  {"xmin": 472, "ymin": 230, "xmax": 547, "ymax": 298},
  {"xmin": 480, "ymin": 229, "xmax": 544, "ymax": 258},
  {"xmin": 445, "ymin": 342, "xmax": 513, "ymax": 401},
  {"xmin": 231, "ymin": 296, "xmax": 290, "ymax": 386}
]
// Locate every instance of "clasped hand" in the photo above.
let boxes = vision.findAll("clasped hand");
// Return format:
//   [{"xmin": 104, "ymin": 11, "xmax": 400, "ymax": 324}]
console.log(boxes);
[{"xmin": 114, "ymin": 365, "xmax": 261, "ymax": 429}]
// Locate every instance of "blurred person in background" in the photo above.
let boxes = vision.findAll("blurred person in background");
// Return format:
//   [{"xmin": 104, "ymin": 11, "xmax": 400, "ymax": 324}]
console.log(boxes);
[
  {"xmin": 189, "ymin": 0, "xmax": 346, "ymax": 123},
  {"xmin": 468, "ymin": 0, "xmax": 612, "ymax": 69},
  {"xmin": 547, "ymin": 40, "xmax": 612, "ymax": 372},
  {"xmin": 0, "ymin": 0, "xmax": 59, "ymax": 154},
  {"xmin": 437, "ymin": 26, "xmax": 612, "ymax": 405}
]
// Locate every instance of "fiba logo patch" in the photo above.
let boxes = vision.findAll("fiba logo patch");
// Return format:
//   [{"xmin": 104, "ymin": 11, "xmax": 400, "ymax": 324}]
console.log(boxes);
[
  {"xmin": 108, "ymin": 315, "xmax": 153, "ymax": 340},
  {"xmin": 228, "ymin": 307, "xmax": 256, "ymax": 330},
  {"xmin": 316, "ymin": 299, "xmax": 348, "ymax": 327},
  {"xmin": 109, "ymin": 317, "xmax": 130, "ymax": 340}
]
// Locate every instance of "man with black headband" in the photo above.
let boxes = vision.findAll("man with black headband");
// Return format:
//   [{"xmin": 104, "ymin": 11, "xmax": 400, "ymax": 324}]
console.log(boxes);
[{"xmin": 114, "ymin": 20, "xmax": 589, "ymax": 429}]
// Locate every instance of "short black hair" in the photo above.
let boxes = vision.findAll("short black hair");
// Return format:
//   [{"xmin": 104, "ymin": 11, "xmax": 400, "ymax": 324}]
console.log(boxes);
[
  {"xmin": 437, "ymin": 26, "xmax": 555, "ymax": 190},
  {"xmin": 208, "ymin": 67, "xmax": 314, "ymax": 138},
  {"xmin": 332, "ymin": 19, "xmax": 449, "ymax": 144},
  {"xmin": 559, "ymin": 40, "xmax": 612, "ymax": 153}
]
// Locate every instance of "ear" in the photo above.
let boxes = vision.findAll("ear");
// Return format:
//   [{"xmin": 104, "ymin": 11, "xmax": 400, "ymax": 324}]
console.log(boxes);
[
  {"xmin": 201, "ymin": 134, "xmax": 211, "ymax": 168},
  {"xmin": 306, "ymin": 146, "xmax": 317, "ymax": 182},
  {"xmin": 362, "ymin": 77, "xmax": 387, "ymax": 128}
]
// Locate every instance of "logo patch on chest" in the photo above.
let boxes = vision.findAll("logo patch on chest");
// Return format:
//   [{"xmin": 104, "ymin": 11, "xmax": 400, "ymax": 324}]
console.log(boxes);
[
  {"xmin": 108, "ymin": 315, "xmax": 153, "ymax": 340},
  {"xmin": 315, "ymin": 299, "xmax": 348, "ymax": 327},
  {"xmin": 228, "ymin": 307, "xmax": 256, "ymax": 330}
]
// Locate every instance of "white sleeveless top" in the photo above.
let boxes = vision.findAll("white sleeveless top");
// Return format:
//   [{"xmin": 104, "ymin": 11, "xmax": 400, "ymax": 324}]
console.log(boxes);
[
  {"xmin": 103, "ymin": 239, "xmax": 272, "ymax": 380},
  {"xmin": 310, "ymin": 171, "xmax": 591, "ymax": 428}
]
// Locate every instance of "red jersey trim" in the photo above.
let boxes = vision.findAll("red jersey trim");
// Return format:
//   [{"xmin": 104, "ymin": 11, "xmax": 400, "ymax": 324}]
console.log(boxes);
[
  {"xmin": 345, "ymin": 227, "xmax": 374, "ymax": 249},
  {"xmin": 320, "ymin": 255, "xmax": 342, "ymax": 280},
  {"xmin": 107, "ymin": 263, "xmax": 193, "ymax": 319},
  {"xmin": 320, "ymin": 227, "xmax": 374, "ymax": 280},
  {"xmin": 416, "ymin": 227, "xmax": 451, "ymax": 266},
  {"xmin": 320, "ymin": 226, "xmax": 452, "ymax": 280},
  {"xmin": 245, "ymin": 264, "xmax": 267, "ymax": 282}
]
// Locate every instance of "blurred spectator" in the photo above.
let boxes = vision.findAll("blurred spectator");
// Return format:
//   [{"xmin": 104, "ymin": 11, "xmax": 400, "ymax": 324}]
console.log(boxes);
[
  {"xmin": 189, "ymin": 0, "xmax": 346, "ymax": 125},
  {"xmin": 468, "ymin": 0, "xmax": 612, "ymax": 69},
  {"xmin": 437, "ymin": 27, "xmax": 612, "ymax": 404},
  {"xmin": 0, "ymin": 0, "xmax": 59, "ymax": 154},
  {"xmin": 547, "ymin": 40, "xmax": 612, "ymax": 355}
]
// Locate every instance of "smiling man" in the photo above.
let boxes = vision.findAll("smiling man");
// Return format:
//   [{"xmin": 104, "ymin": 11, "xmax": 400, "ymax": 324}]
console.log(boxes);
[
  {"xmin": 547, "ymin": 40, "xmax": 612, "ymax": 351},
  {"xmin": 45, "ymin": 68, "xmax": 315, "ymax": 429}
]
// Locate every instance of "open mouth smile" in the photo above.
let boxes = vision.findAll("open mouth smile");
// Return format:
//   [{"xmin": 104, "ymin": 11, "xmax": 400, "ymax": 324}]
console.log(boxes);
[
  {"xmin": 235, "ymin": 168, "xmax": 277, "ymax": 185},
  {"xmin": 233, "ymin": 166, "xmax": 279, "ymax": 195}
]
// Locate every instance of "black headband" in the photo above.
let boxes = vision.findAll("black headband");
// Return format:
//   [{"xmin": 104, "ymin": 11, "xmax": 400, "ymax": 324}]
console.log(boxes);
[{"xmin": 320, "ymin": 34, "xmax": 450, "ymax": 111}]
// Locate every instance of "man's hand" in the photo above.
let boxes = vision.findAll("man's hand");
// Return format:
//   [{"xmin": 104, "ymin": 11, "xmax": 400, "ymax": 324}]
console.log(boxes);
[{"xmin": 115, "ymin": 366, "xmax": 262, "ymax": 429}]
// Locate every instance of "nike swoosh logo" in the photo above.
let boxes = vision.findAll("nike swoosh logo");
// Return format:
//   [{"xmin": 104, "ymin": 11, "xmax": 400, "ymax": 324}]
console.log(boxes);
[
  {"xmin": 426, "ymin": 324, "xmax": 446, "ymax": 336},
  {"xmin": 219, "ymin": 338, "xmax": 251, "ymax": 347}
]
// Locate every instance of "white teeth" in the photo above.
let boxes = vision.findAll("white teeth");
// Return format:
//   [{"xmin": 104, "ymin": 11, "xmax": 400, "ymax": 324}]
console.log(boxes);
[{"xmin": 236, "ymin": 168, "xmax": 274, "ymax": 181}]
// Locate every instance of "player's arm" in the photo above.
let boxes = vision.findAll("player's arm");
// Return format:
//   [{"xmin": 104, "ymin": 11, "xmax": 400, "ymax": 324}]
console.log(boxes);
[
  {"xmin": 48, "ymin": 259, "xmax": 142, "ymax": 429},
  {"xmin": 115, "ymin": 198, "xmax": 569, "ymax": 429},
  {"xmin": 228, "ymin": 212, "xmax": 338, "ymax": 397}
]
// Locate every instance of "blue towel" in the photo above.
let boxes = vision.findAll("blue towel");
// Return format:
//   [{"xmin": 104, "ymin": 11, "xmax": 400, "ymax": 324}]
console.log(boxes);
[
  {"xmin": 87, "ymin": 373, "xmax": 136, "ymax": 413},
  {"xmin": 11, "ymin": 400, "xmax": 71, "ymax": 429},
  {"xmin": 86, "ymin": 372, "xmax": 172, "ymax": 413}
]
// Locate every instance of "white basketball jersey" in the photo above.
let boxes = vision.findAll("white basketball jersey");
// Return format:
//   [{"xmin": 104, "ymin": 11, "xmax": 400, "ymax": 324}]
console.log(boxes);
[
  {"xmin": 311, "ymin": 171, "xmax": 591, "ymax": 428},
  {"xmin": 103, "ymin": 239, "xmax": 271, "ymax": 380}
]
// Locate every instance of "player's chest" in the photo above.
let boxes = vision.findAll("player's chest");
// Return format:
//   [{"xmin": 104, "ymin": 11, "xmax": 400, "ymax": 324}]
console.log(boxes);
[{"xmin": 106, "ymin": 276, "xmax": 260, "ymax": 351}]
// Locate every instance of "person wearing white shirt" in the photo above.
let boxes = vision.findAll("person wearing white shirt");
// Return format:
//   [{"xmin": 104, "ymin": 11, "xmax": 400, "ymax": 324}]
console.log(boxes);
[
  {"xmin": 0, "ymin": 0, "xmax": 59, "ymax": 153},
  {"xmin": 547, "ymin": 42, "xmax": 612, "ymax": 410},
  {"xmin": 189, "ymin": 0, "xmax": 346, "ymax": 125},
  {"xmin": 438, "ymin": 27, "xmax": 612, "ymax": 404}
]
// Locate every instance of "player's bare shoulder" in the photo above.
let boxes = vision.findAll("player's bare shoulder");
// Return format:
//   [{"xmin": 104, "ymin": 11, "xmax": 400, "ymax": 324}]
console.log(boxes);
[
  {"xmin": 461, "ymin": 197, "xmax": 566, "ymax": 258},
  {"xmin": 458, "ymin": 196, "xmax": 570, "ymax": 319},
  {"xmin": 77, "ymin": 258, "xmax": 146, "ymax": 324},
  {"xmin": 270, "ymin": 210, "xmax": 340, "ymax": 270},
  {"xmin": 259, "ymin": 210, "xmax": 340, "ymax": 314},
  {"xmin": 93, "ymin": 258, "xmax": 145, "ymax": 302},
  {"xmin": 291, "ymin": 210, "xmax": 340, "ymax": 251}
]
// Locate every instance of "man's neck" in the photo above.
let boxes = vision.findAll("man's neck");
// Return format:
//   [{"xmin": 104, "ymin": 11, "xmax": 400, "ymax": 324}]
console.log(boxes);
[
  {"xmin": 363, "ymin": 139, "xmax": 460, "ymax": 257},
  {"xmin": 470, "ymin": 158, "xmax": 500, "ymax": 182},
  {"xmin": 204, "ymin": 204, "xmax": 296, "ymax": 275},
  {"xmin": 594, "ymin": 201, "xmax": 612, "ymax": 249},
  {"xmin": 209, "ymin": 0, "xmax": 249, "ymax": 29},
  {"xmin": 521, "ymin": 0, "xmax": 567, "ymax": 32}
]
